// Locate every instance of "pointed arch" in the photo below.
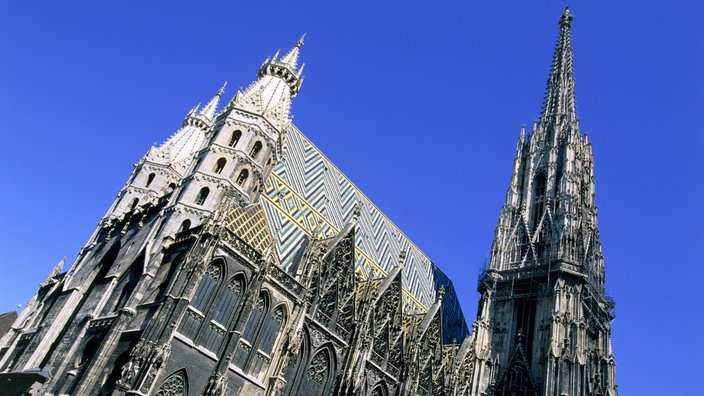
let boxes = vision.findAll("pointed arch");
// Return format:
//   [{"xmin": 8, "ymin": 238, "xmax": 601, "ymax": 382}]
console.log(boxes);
[
  {"xmin": 155, "ymin": 369, "xmax": 188, "ymax": 396},
  {"xmin": 213, "ymin": 157, "xmax": 227, "ymax": 174},
  {"xmin": 228, "ymin": 130, "xmax": 242, "ymax": 147},
  {"xmin": 370, "ymin": 381, "xmax": 388, "ymax": 396},
  {"xmin": 249, "ymin": 141, "xmax": 263, "ymax": 158},
  {"xmin": 242, "ymin": 291, "xmax": 269, "ymax": 342},
  {"xmin": 211, "ymin": 273, "xmax": 246, "ymax": 325},
  {"xmin": 178, "ymin": 219, "xmax": 191, "ymax": 233},
  {"xmin": 195, "ymin": 187, "xmax": 210, "ymax": 205},
  {"xmin": 235, "ymin": 169, "xmax": 249, "ymax": 186},
  {"xmin": 532, "ymin": 172, "xmax": 547, "ymax": 229},
  {"xmin": 298, "ymin": 347, "xmax": 335, "ymax": 396},
  {"xmin": 258, "ymin": 304, "xmax": 287, "ymax": 354},
  {"xmin": 190, "ymin": 261, "xmax": 223, "ymax": 311},
  {"xmin": 128, "ymin": 197, "xmax": 139, "ymax": 211},
  {"xmin": 146, "ymin": 173, "xmax": 156, "ymax": 187},
  {"xmin": 281, "ymin": 327, "xmax": 310, "ymax": 394}
]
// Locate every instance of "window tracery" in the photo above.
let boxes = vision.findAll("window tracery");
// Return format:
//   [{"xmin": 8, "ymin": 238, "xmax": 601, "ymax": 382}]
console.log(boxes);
[{"xmin": 155, "ymin": 370, "xmax": 187, "ymax": 396}]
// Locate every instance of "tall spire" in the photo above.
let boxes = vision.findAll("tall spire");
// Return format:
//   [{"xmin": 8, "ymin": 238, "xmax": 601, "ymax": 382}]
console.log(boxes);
[
  {"xmin": 199, "ymin": 82, "xmax": 227, "ymax": 120},
  {"xmin": 540, "ymin": 7, "xmax": 576, "ymax": 124}
]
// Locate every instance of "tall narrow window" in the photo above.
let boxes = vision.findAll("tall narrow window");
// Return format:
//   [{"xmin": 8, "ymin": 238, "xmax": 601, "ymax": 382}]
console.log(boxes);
[
  {"xmin": 249, "ymin": 141, "xmax": 262, "ymax": 158},
  {"xmin": 146, "ymin": 173, "xmax": 156, "ymax": 187},
  {"xmin": 236, "ymin": 169, "xmax": 249, "ymax": 186},
  {"xmin": 532, "ymin": 173, "xmax": 546, "ymax": 229},
  {"xmin": 178, "ymin": 219, "xmax": 191, "ymax": 233},
  {"xmin": 212, "ymin": 276, "xmax": 243, "ymax": 325},
  {"xmin": 228, "ymin": 130, "xmax": 242, "ymax": 147},
  {"xmin": 165, "ymin": 183, "xmax": 177, "ymax": 197},
  {"xmin": 213, "ymin": 158, "xmax": 227, "ymax": 174},
  {"xmin": 242, "ymin": 295, "xmax": 267, "ymax": 342},
  {"xmin": 195, "ymin": 187, "xmax": 210, "ymax": 205},
  {"xmin": 259, "ymin": 306, "xmax": 285, "ymax": 354},
  {"xmin": 128, "ymin": 198, "xmax": 139, "ymax": 211},
  {"xmin": 191, "ymin": 263, "xmax": 221, "ymax": 311}
]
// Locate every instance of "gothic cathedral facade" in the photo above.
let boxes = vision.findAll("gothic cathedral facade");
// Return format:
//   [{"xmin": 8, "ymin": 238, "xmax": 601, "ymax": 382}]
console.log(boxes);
[{"xmin": 0, "ymin": 8, "xmax": 616, "ymax": 396}]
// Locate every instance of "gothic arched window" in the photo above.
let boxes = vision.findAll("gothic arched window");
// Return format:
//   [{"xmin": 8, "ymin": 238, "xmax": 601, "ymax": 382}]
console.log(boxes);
[
  {"xmin": 155, "ymin": 370, "xmax": 188, "ymax": 396},
  {"xmin": 299, "ymin": 349, "xmax": 332, "ymax": 396},
  {"xmin": 370, "ymin": 383, "xmax": 388, "ymax": 396},
  {"xmin": 146, "ymin": 173, "xmax": 156, "ymax": 187},
  {"xmin": 190, "ymin": 263, "xmax": 222, "ymax": 311},
  {"xmin": 213, "ymin": 158, "xmax": 227, "ymax": 174},
  {"xmin": 212, "ymin": 275, "xmax": 244, "ymax": 325},
  {"xmin": 258, "ymin": 305, "xmax": 286, "ymax": 354},
  {"xmin": 249, "ymin": 141, "xmax": 262, "ymax": 158},
  {"xmin": 228, "ymin": 130, "xmax": 242, "ymax": 147},
  {"xmin": 178, "ymin": 219, "xmax": 191, "ymax": 233},
  {"xmin": 533, "ymin": 173, "xmax": 547, "ymax": 229},
  {"xmin": 236, "ymin": 169, "xmax": 249, "ymax": 186},
  {"xmin": 129, "ymin": 198, "xmax": 139, "ymax": 211},
  {"xmin": 242, "ymin": 294, "xmax": 268, "ymax": 342},
  {"xmin": 195, "ymin": 187, "xmax": 210, "ymax": 205}
]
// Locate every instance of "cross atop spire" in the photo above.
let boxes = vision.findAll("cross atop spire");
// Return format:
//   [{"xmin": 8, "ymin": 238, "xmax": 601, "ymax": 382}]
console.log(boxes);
[{"xmin": 540, "ymin": 7, "xmax": 577, "ymax": 124}]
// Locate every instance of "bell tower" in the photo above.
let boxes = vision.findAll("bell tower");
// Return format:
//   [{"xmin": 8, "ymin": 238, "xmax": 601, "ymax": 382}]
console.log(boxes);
[{"xmin": 471, "ymin": 8, "xmax": 617, "ymax": 396}]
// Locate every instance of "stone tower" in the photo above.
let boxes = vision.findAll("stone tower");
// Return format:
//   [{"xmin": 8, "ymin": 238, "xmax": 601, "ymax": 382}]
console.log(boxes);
[{"xmin": 471, "ymin": 8, "xmax": 617, "ymax": 396}]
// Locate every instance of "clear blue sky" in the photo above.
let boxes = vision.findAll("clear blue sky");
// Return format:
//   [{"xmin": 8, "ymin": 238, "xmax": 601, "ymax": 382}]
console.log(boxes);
[{"xmin": 1, "ymin": 2, "xmax": 702, "ymax": 394}]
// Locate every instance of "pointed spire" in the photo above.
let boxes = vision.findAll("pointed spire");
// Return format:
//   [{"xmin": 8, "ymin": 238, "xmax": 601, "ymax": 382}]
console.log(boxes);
[
  {"xmin": 199, "ymin": 82, "xmax": 227, "ymax": 120},
  {"xmin": 279, "ymin": 34, "xmax": 305, "ymax": 69},
  {"xmin": 230, "ymin": 36, "xmax": 306, "ymax": 129},
  {"xmin": 540, "ymin": 7, "xmax": 576, "ymax": 123}
]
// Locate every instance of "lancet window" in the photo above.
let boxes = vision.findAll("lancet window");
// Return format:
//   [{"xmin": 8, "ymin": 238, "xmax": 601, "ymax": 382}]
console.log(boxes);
[
  {"xmin": 212, "ymin": 276, "xmax": 244, "ymax": 325},
  {"xmin": 234, "ymin": 292, "xmax": 287, "ymax": 369},
  {"xmin": 195, "ymin": 187, "xmax": 210, "ymax": 205},
  {"xmin": 236, "ymin": 169, "xmax": 249, "ymax": 186},
  {"xmin": 249, "ymin": 141, "xmax": 262, "ymax": 158},
  {"xmin": 532, "ymin": 173, "xmax": 547, "ymax": 229},
  {"xmin": 213, "ymin": 158, "xmax": 227, "ymax": 174},
  {"xmin": 190, "ymin": 262, "xmax": 221, "ymax": 311},
  {"xmin": 146, "ymin": 173, "xmax": 155, "ymax": 187},
  {"xmin": 228, "ymin": 130, "xmax": 242, "ymax": 147}
]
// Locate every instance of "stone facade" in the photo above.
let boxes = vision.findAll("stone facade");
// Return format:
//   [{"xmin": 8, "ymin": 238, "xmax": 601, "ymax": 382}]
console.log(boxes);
[{"xmin": 0, "ymin": 8, "xmax": 616, "ymax": 396}]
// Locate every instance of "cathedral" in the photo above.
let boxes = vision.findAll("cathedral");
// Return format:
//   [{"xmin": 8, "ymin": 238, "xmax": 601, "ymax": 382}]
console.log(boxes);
[{"xmin": 0, "ymin": 8, "xmax": 617, "ymax": 396}]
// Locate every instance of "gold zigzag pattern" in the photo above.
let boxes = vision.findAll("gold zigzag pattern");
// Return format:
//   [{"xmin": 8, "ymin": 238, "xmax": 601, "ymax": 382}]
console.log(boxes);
[{"xmin": 262, "ymin": 172, "xmax": 428, "ymax": 313}]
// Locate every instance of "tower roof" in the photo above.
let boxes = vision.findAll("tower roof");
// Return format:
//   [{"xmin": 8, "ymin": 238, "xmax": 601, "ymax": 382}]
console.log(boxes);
[
  {"xmin": 540, "ymin": 7, "xmax": 576, "ymax": 124},
  {"xmin": 231, "ymin": 37, "xmax": 306, "ymax": 129}
]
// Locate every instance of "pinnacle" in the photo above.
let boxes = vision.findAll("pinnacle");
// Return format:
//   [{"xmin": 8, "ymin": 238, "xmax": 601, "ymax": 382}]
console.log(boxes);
[
  {"xmin": 540, "ymin": 7, "xmax": 577, "ymax": 124},
  {"xmin": 199, "ymin": 83, "xmax": 227, "ymax": 120},
  {"xmin": 280, "ymin": 35, "xmax": 305, "ymax": 70}
]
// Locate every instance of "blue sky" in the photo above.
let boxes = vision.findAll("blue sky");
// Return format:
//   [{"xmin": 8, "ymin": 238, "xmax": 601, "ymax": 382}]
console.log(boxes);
[{"xmin": 1, "ymin": 1, "xmax": 702, "ymax": 394}]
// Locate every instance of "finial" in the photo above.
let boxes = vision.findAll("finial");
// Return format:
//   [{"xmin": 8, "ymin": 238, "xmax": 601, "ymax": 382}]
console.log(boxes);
[
  {"xmin": 559, "ymin": 6, "xmax": 573, "ymax": 28},
  {"xmin": 296, "ymin": 33, "xmax": 307, "ymax": 48},
  {"xmin": 217, "ymin": 81, "xmax": 227, "ymax": 96},
  {"xmin": 437, "ymin": 286, "xmax": 446, "ymax": 301},
  {"xmin": 398, "ymin": 250, "xmax": 407, "ymax": 267}
]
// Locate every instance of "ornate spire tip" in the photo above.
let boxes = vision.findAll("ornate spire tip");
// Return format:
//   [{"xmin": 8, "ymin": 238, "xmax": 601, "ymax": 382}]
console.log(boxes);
[
  {"xmin": 296, "ymin": 33, "xmax": 306, "ymax": 48},
  {"xmin": 559, "ymin": 6, "xmax": 573, "ymax": 27}
]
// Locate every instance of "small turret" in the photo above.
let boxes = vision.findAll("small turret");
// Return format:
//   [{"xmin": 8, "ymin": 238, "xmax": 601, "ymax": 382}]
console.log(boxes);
[{"xmin": 232, "ymin": 36, "xmax": 306, "ymax": 129}]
